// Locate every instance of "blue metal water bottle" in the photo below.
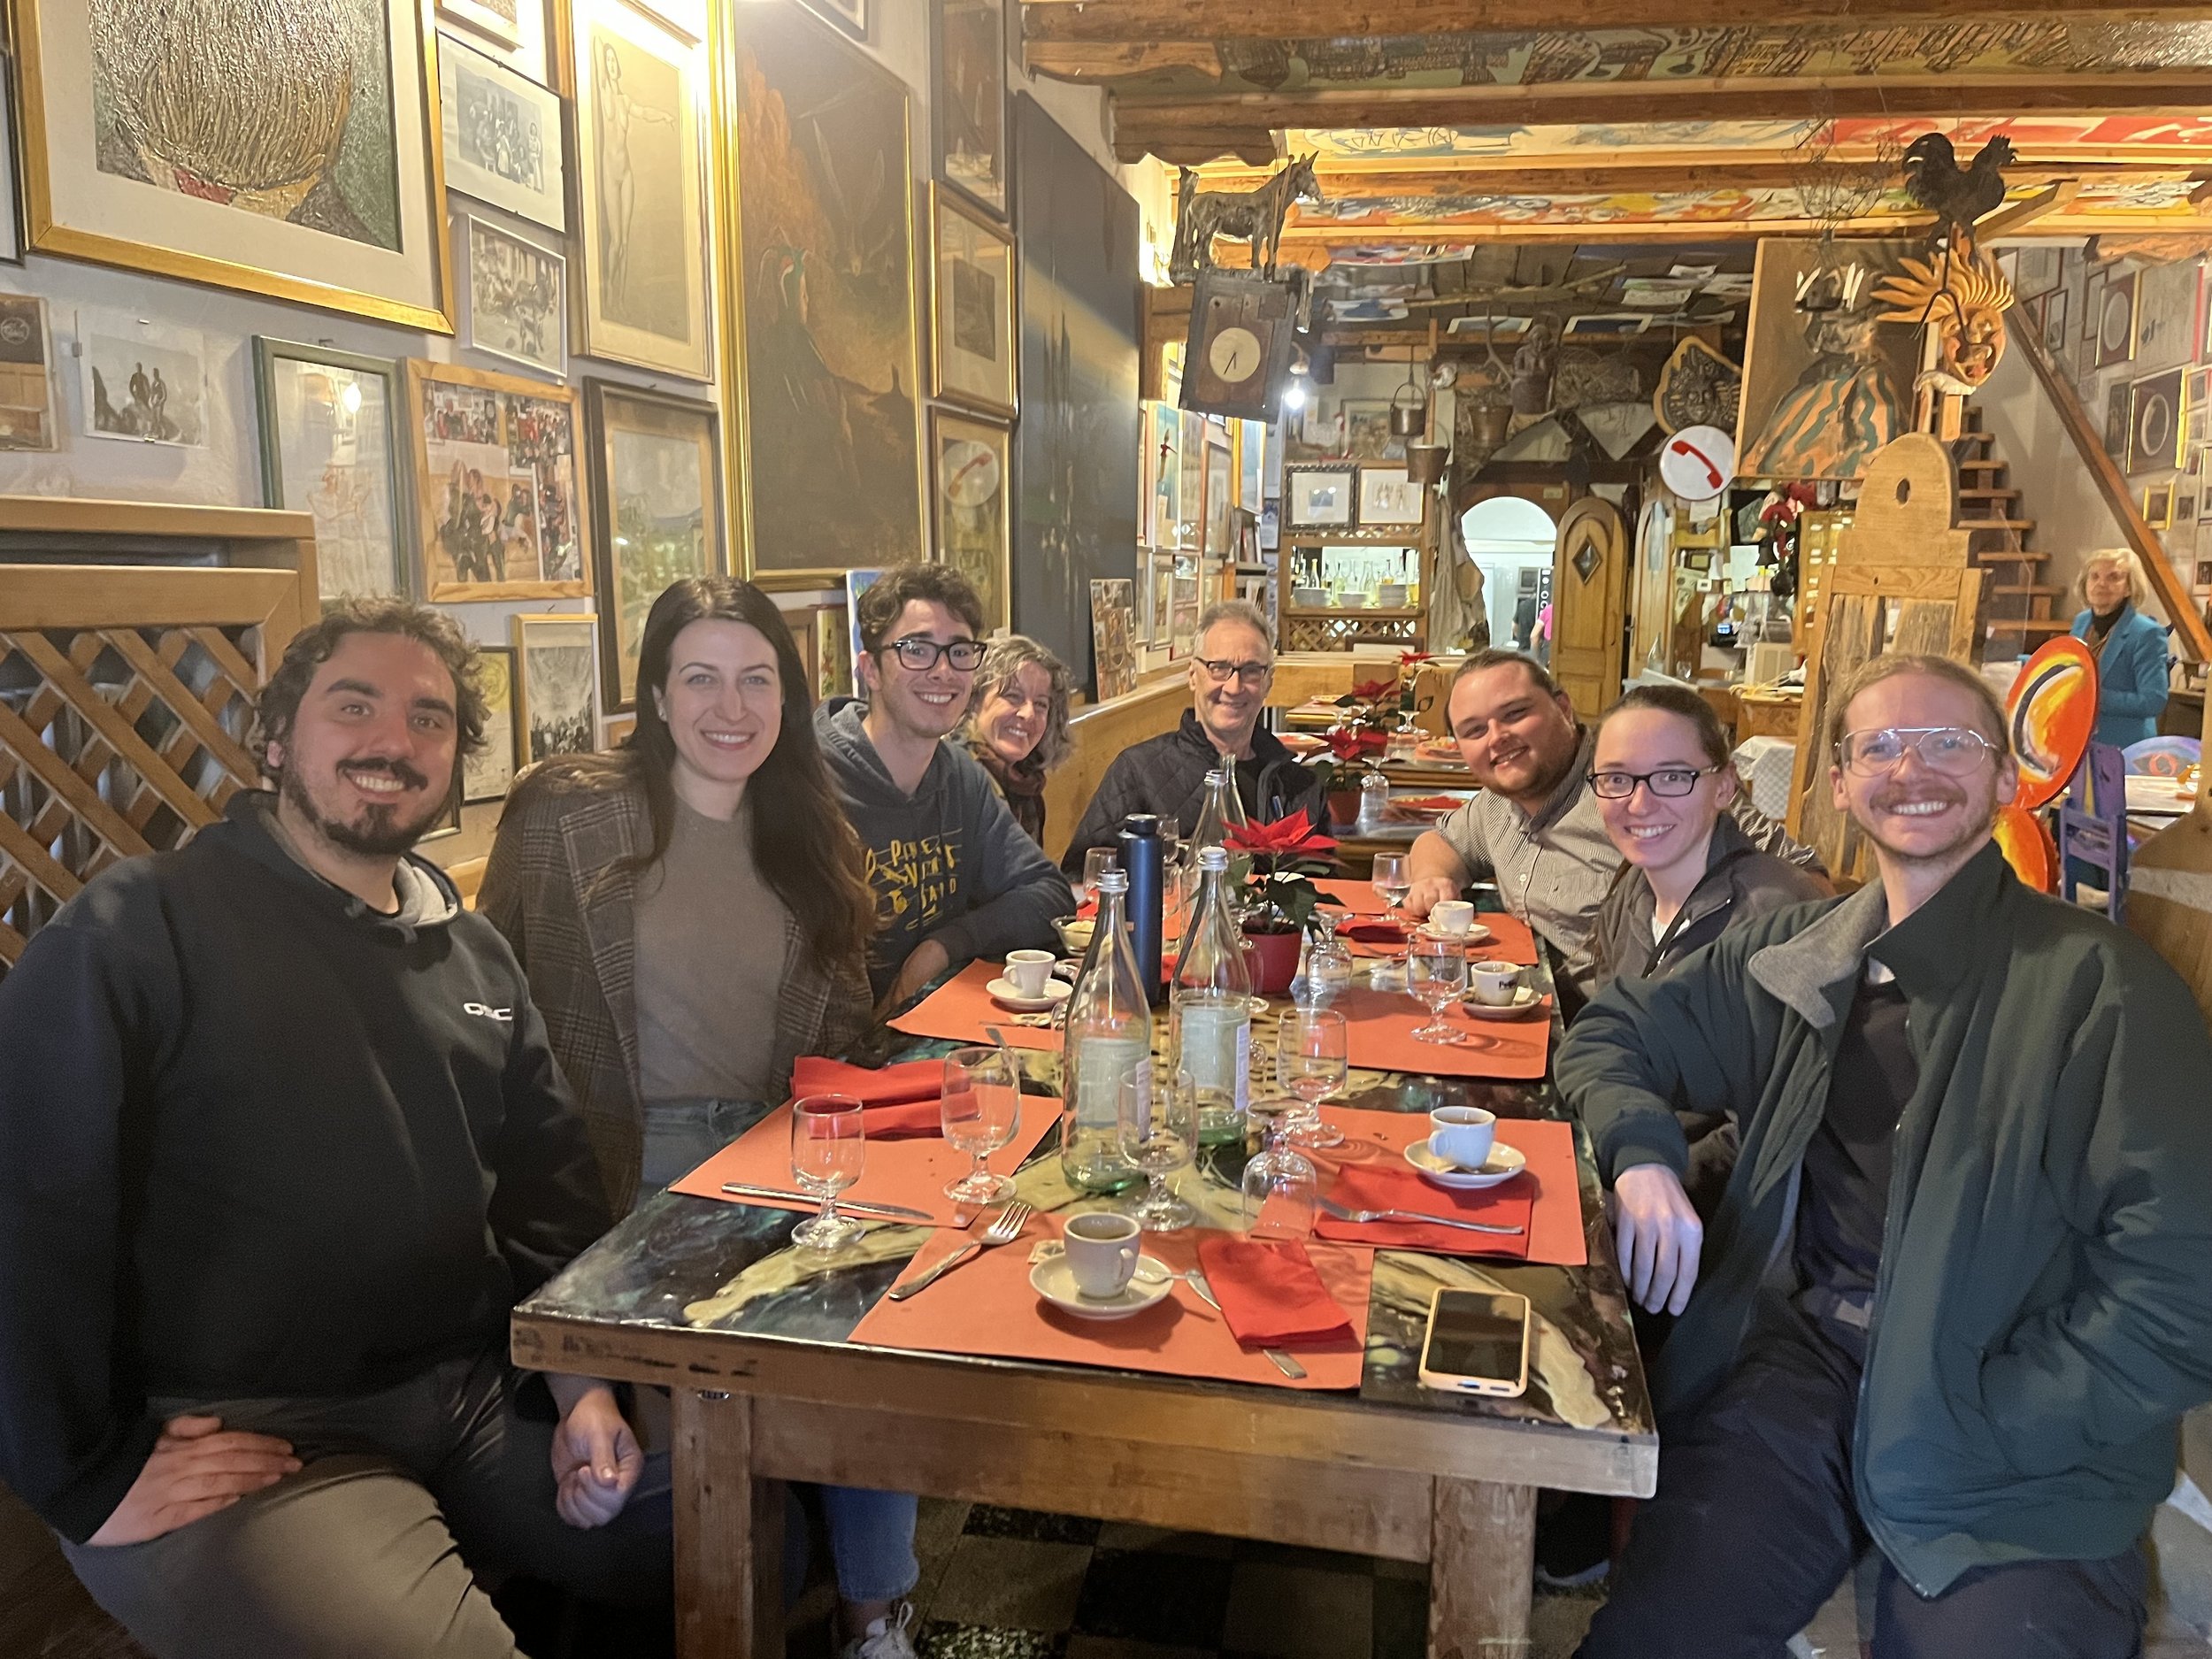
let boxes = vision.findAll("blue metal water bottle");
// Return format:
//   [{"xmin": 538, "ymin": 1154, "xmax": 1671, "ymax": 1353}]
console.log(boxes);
[{"xmin": 1118, "ymin": 813, "xmax": 1165, "ymax": 1007}]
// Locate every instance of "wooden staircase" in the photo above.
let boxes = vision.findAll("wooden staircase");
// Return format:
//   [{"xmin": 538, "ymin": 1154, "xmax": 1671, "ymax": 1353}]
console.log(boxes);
[{"xmin": 1953, "ymin": 407, "xmax": 2073, "ymax": 660}]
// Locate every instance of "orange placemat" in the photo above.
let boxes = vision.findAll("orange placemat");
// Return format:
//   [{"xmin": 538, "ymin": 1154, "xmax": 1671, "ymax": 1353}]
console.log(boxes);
[
  {"xmin": 1308, "ymin": 1108, "xmax": 1586, "ymax": 1266},
  {"xmin": 890, "ymin": 961, "xmax": 1064, "ymax": 1052},
  {"xmin": 1323, "ymin": 983, "xmax": 1549, "ymax": 1080},
  {"xmin": 849, "ymin": 1215, "xmax": 1372, "ymax": 1392},
  {"xmin": 670, "ymin": 1095, "xmax": 1062, "ymax": 1227},
  {"xmin": 1316, "ymin": 880, "xmax": 1540, "ymax": 966}
]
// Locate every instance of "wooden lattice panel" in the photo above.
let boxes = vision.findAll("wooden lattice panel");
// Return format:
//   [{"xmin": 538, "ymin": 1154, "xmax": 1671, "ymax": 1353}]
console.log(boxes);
[
  {"xmin": 1284, "ymin": 610, "xmax": 1422, "ymax": 653},
  {"xmin": 0, "ymin": 560, "xmax": 312, "ymax": 975}
]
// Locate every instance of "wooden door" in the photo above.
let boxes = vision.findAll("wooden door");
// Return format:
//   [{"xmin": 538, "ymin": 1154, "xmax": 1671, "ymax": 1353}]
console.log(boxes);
[{"xmin": 1549, "ymin": 496, "xmax": 1630, "ymax": 720}]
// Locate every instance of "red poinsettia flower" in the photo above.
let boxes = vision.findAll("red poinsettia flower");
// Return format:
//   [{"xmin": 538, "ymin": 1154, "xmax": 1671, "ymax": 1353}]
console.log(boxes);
[
  {"xmin": 1400, "ymin": 650, "xmax": 1433, "ymax": 666},
  {"xmin": 1226, "ymin": 810, "xmax": 1338, "ymax": 857},
  {"xmin": 1348, "ymin": 678, "xmax": 1397, "ymax": 702},
  {"xmin": 1326, "ymin": 727, "xmax": 1389, "ymax": 761}
]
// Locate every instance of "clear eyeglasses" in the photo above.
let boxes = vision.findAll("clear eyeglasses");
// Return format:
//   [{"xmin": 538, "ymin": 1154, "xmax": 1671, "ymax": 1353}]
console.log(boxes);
[{"xmin": 1835, "ymin": 726, "xmax": 1998, "ymax": 777}]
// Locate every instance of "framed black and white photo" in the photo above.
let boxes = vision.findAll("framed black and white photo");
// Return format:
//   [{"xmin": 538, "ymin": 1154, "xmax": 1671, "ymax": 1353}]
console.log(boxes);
[
  {"xmin": 441, "ymin": 35, "xmax": 566, "ymax": 234},
  {"xmin": 461, "ymin": 215, "xmax": 566, "ymax": 379},
  {"xmin": 79, "ymin": 310, "xmax": 206, "ymax": 447}
]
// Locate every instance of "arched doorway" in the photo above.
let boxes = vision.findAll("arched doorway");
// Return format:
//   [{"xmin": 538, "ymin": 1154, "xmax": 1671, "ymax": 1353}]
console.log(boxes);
[{"xmin": 1460, "ymin": 495, "xmax": 1558, "ymax": 658}]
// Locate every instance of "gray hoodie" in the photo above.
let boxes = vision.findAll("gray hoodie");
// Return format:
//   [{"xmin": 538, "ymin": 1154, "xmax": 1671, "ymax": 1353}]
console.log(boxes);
[{"xmin": 816, "ymin": 697, "xmax": 1073, "ymax": 998}]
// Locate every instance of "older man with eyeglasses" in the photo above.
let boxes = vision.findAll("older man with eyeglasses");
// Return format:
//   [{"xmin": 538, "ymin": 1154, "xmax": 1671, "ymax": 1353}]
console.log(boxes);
[
  {"xmin": 1060, "ymin": 600, "xmax": 1325, "ymax": 874},
  {"xmin": 1560, "ymin": 653, "xmax": 2212, "ymax": 1657}
]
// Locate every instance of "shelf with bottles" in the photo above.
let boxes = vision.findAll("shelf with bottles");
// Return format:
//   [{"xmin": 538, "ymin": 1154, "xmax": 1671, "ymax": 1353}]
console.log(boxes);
[{"xmin": 1285, "ymin": 543, "xmax": 1421, "ymax": 614}]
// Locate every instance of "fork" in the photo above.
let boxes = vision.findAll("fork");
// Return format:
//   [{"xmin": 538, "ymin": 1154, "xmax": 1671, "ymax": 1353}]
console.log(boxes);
[
  {"xmin": 887, "ymin": 1202, "xmax": 1033, "ymax": 1300},
  {"xmin": 1317, "ymin": 1196, "xmax": 1523, "ymax": 1235}
]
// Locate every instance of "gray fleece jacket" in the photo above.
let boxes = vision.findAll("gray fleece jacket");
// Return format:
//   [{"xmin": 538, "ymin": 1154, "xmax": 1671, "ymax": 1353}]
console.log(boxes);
[{"xmin": 816, "ymin": 697, "xmax": 1073, "ymax": 999}]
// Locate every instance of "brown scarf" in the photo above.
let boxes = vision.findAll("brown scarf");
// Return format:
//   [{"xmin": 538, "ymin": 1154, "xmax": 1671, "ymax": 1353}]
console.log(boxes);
[{"xmin": 969, "ymin": 739, "xmax": 1047, "ymax": 845}]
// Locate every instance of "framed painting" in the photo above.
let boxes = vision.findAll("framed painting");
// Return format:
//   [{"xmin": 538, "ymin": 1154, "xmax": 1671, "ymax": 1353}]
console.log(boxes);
[
  {"xmin": 1176, "ymin": 408, "xmax": 1205, "ymax": 541},
  {"xmin": 729, "ymin": 4, "xmax": 920, "ymax": 581},
  {"xmin": 930, "ymin": 408, "xmax": 1011, "ymax": 634},
  {"xmin": 1238, "ymin": 420, "xmax": 1264, "ymax": 512},
  {"xmin": 513, "ymin": 612, "xmax": 601, "ymax": 764},
  {"xmin": 0, "ymin": 296, "xmax": 56, "ymax": 450},
  {"xmin": 1340, "ymin": 398, "xmax": 1403, "ymax": 462},
  {"xmin": 1147, "ymin": 403, "xmax": 1179, "ymax": 549},
  {"xmin": 2040, "ymin": 287, "xmax": 2069, "ymax": 360},
  {"xmin": 931, "ymin": 0, "xmax": 1005, "ymax": 219},
  {"xmin": 2144, "ymin": 484, "xmax": 2175, "ymax": 530},
  {"xmin": 1203, "ymin": 435, "xmax": 1233, "ymax": 560},
  {"xmin": 1090, "ymin": 578, "xmax": 1135, "ymax": 700},
  {"xmin": 438, "ymin": 0, "xmax": 521, "ymax": 50},
  {"xmin": 1359, "ymin": 466, "xmax": 1425, "ymax": 528},
  {"xmin": 441, "ymin": 35, "xmax": 565, "ymax": 234},
  {"xmin": 583, "ymin": 379, "xmax": 724, "ymax": 709},
  {"xmin": 2126, "ymin": 369, "xmax": 2186, "ymax": 476},
  {"xmin": 406, "ymin": 359, "xmax": 589, "ymax": 601},
  {"xmin": 2098, "ymin": 273, "xmax": 2139, "ymax": 370},
  {"xmin": 571, "ymin": 0, "xmax": 710, "ymax": 379},
  {"xmin": 931, "ymin": 185, "xmax": 1016, "ymax": 418},
  {"xmin": 813, "ymin": 607, "xmax": 850, "ymax": 700},
  {"xmin": 81, "ymin": 311, "xmax": 207, "ymax": 447},
  {"xmin": 1286, "ymin": 465, "xmax": 1355, "ymax": 529},
  {"xmin": 254, "ymin": 340, "xmax": 411, "ymax": 602},
  {"xmin": 460, "ymin": 215, "xmax": 565, "ymax": 379},
  {"xmin": 16, "ymin": 0, "xmax": 453, "ymax": 330},
  {"xmin": 798, "ymin": 0, "xmax": 865, "ymax": 41},
  {"xmin": 463, "ymin": 643, "xmax": 521, "ymax": 803},
  {"xmin": 1013, "ymin": 93, "xmax": 1141, "ymax": 687}
]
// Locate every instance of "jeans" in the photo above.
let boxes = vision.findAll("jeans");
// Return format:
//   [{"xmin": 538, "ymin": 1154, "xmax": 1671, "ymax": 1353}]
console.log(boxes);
[
  {"xmin": 641, "ymin": 1098, "xmax": 920, "ymax": 1605},
  {"xmin": 60, "ymin": 1349, "xmax": 672, "ymax": 1659},
  {"xmin": 1578, "ymin": 1298, "xmax": 2147, "ymax": 1659}
]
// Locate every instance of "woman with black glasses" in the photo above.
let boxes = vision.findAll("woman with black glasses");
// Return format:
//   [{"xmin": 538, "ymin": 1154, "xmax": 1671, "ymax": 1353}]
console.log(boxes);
[{"xmin": 1586, "ymin": 685, "xmax": 1828, "ymax": 1212}]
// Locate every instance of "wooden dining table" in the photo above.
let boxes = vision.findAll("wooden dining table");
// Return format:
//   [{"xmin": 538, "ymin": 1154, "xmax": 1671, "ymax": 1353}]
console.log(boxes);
[{"xmin": 511, "ymin": 952, "xmax": 1656, "ymax": 1659}]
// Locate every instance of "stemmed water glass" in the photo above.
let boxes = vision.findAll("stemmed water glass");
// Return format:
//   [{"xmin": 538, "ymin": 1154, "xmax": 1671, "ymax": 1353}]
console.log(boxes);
[
  {"xmin": 790, "ymin": 1094, "xmax": 865, "ymax": 1250},
  {"xmin": 1279, "ymin": 1005, "xmax": 1348, "ymax": 1150},
  {"xmin": 941, "ymin": 1045, "xmax": 1021, "ymax": 1206},
  {"xmin": 1241, "ymin": 1016, "xmax": 1339, "ymax": 1239},
  {"xmin": 1406, "ymin": 932, "xmax": 1469, "ymax": 1043},
  {"xmin": 1371, "ymin": 852, "xmax": 1410, "ymax": 913},
  {"xmin": 1080, "ymin": 847, "xmax": 1118, "ymax": 907},
  {"xmin": 1118, "ymin": 1062, "xmax": 1196, "ymax": 1231}
]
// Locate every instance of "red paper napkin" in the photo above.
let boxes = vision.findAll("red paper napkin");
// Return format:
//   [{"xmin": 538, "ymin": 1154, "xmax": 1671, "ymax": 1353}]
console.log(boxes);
[
  {"xmin": 1342, "ymin": 918, "xmax": 1410, "ymax": 944},
  {"xmin": 792, "ymin": 1056, "xmax": 943, "ymax": 1107},
  {"xmin": 1312, "ymin": 1158, "xmax": 1535, "ymax": 1257},
  {"xmin": 1194, "ymin": 1237, "xmax": 1356, "ymax": 1349}
]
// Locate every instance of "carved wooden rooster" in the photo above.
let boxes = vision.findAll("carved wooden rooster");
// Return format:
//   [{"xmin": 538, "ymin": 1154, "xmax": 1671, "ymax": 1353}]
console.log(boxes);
[{"xmin": 1902, "ymin": 133, "xmax": 2016, "ymax": 244}]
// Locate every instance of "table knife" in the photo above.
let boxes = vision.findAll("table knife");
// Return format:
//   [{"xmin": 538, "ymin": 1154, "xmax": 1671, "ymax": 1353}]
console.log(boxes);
[
  {"xmin": 1184, "ymin": 1266, "xmax": 1304, "ymax": 1379},
  {"xmin": 719, "ymin": 1183, "xmax": 933, "ymax": 1222}
]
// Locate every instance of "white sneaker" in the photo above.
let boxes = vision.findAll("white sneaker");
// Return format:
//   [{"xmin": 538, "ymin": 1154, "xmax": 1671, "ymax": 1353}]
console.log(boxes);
[{"xmin": 840, "ymin": 1602, "xmax": 918, "ymax": 1659}]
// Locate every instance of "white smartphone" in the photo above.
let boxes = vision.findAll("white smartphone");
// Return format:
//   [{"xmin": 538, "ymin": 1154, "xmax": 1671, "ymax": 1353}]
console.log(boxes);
[{"xmin": 1417, "ymin": 1287, "xmax": 1532, "ymax": 1398}]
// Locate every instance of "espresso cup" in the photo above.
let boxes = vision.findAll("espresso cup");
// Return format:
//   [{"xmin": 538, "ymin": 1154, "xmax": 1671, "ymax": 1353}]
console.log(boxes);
[
  {"xmin": 1429, "ymin": 900, "xmax": 1475, "ymax": 937},
  {"xmin": 1064, "ymin": 1211, "xmax": 1141, "ymax": 1298},
  {"xmin": 1469, "ymin": 959, "xmax": 1523, "ymax": 1006},
  {"xmin": 1429, "ymin": 1105, "xmax": 1496, "ymax": 1171},
  {"xmin": 1006, "ymin": 949, "xmax": 1056, "ymax": 997}
]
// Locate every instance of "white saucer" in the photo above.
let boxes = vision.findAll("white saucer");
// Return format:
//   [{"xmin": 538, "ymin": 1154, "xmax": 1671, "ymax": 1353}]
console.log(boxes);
[
  {"xmin": 1462, "ymin": 984, "xmax": 1542, "ymax": 1019},
  {"xmin": 1404, "ymin": 1139, "xmax": 1528, "ymax": 1191},
  {"xmin": 988, "ymin": 977, "xmax": 1072, "ymax": 1011},
  {"xmin": 1030, "ymin": 1254, "xmax": 1173, "ymax": 1319},
  {"xmin": 1416, "ymin": 924, "xmax": 1494, "ymax": 949}
]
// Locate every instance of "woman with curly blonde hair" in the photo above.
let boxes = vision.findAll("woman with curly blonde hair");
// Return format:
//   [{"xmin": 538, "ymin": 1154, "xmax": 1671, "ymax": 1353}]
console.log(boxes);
[{"xmin": 957, "ymin": 635, "xmax": 1073, "ymax": 847}]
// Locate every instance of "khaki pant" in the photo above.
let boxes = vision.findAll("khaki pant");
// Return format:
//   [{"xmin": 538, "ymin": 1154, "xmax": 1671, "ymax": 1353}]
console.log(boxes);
[{"xmin": 61, "ymin": 1348, "xmax": 671, "ymax": 1659}]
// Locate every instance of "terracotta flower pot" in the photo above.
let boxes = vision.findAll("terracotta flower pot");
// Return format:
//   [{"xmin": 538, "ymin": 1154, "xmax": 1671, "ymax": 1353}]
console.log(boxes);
[
  {"xmin": 1240, "ymin": 925, "xmax": 1302, "ymax": 996},
  {"xmin": 1327, "ymin": 789, "xmax": 1362, "ymax": 828}
]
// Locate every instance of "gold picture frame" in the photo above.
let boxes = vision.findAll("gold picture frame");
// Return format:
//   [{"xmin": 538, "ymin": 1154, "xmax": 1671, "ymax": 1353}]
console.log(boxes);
[
  {"xmin": 2144, "ymin": 483, "xmax": 2175, "ymax": 530},
  {"xmin": 568, "ymin": 0, "xmax": 712, "ymax": 380},
  {"xmin": 929, "ymin": 407, "xmax": 1010, "ymax": 634},
  {"xmin": 718, "ymin": 0, "xmax": 921, "ymax": 588},
  {"xmin": 930, "ymin": 183, "xmax": 1017, "ymax": 419},
  {"xmin": 513, "ymin": 611, "xmax": 603, "ymax": 764},
  {"xmin": 406, "ymin": 359, "xmax": 591, "ymax": 602},
  {"xmin": 16, "ymin": 0, "xmax": 456, "ymax": 331}
]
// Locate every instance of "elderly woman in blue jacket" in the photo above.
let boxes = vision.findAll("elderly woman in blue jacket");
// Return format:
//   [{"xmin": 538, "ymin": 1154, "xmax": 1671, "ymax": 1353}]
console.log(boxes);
[{"xmin": 2070, "ymin": 547, "xmax": 2170, "ymax": 749}]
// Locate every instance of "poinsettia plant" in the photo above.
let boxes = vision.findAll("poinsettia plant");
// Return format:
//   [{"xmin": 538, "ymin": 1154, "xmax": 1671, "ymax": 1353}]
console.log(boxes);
[{"xmin": 1225, "ymin": 810, "xmax": 1338, "ymax": 937}]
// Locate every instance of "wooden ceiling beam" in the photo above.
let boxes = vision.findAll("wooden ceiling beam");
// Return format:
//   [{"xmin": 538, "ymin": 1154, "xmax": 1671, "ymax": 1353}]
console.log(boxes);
[
  {"xmin": 1972, "ymin": 178, "xmax": 2085, "ymax": 238},
  {"xmin": 1256, "ymin": 210, "xmax": 2207, "ymax": 249},
  {"xmin": 1026, "ymin": 1, "xmax": 2212, "ymax": 45},
  {"xmin": 1196, "ymin": 160, "xmax": 2166, "ymax": 200},
  {"xmin": 1110, "ymin": 77, "xmax": 2212, "ymax": 165}
]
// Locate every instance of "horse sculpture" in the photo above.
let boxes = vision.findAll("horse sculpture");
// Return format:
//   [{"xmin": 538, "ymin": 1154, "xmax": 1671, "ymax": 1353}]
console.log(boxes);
[{"xmin": 1169, "ymin": 157, "xmax": 1321, "ymax": 284}]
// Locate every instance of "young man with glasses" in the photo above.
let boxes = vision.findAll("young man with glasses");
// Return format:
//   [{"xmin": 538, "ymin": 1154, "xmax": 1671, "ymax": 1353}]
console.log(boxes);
[
  {"xmin": 1560, "ymin": 655, "xmax": 2212, "ymax": 1656},
  {"xmin": 1060, "ymin": 600, "xmax": 1323, "ymax": 873},
  {"xmin": 816, "ymin": 565, "xmax": 1071, "ymax": 1007}
]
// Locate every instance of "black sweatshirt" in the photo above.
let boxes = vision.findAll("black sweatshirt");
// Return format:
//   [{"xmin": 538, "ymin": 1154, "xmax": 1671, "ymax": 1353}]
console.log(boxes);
[{"xmin": 0, "ymin": 793, "xmax": 610, "ymax": 1542}]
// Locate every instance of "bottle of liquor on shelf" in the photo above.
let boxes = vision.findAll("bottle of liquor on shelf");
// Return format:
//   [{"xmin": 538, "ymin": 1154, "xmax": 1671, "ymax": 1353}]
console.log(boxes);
[
  {"xmin": 1059, "ymin": 867, "xmax": 1148, "ymax": 1194},
  {"xmin": 1172, "ymin": 845, "xmax": 1252, "ymax": 1148}
]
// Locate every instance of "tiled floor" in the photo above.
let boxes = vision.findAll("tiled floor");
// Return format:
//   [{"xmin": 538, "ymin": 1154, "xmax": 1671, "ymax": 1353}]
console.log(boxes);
[{"xmin": 774, "ymin": 1497, "xmax": 2212, "ymax": 1659}]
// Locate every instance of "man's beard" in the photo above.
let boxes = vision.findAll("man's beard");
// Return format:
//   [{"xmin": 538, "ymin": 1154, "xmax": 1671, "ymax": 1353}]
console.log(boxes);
[
  {"xmin": 280, "ymin": 761, "xmax": 446, "ymax": 857},
  {"xmin": 1855, "ymin": 777, "xmax": 1999, "ymax": 866}
]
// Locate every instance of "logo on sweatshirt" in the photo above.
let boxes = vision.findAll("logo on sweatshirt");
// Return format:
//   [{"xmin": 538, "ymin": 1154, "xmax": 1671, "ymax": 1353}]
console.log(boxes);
[{"xmin": 463, "ymin": 1002, "xmax": 514, "ymax": 1023}]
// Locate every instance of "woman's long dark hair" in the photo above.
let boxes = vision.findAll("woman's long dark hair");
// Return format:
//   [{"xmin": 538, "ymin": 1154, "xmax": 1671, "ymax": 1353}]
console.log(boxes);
[{"xmin": 513, "ymin": 577, "xmax": 875, "ymax": 973}]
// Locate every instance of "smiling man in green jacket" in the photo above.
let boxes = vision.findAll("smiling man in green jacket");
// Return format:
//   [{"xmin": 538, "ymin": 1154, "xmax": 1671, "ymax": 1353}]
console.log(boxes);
[{"xmin": 1562, "ymin": 653, "xmax": 2212, "ymax": 1657}]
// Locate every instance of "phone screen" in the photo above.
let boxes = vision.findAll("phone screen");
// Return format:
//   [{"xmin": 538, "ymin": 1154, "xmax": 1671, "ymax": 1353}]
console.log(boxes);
[{"xmin": 1424, "ymin": 1291, "xmax": 1527, "ymax": 1382}]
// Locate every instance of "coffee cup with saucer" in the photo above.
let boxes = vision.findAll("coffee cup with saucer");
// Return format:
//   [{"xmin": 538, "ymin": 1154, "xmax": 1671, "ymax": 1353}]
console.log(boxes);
[{"xmin": 1404, "ymin": 1138, "xmax": 1528, "ymax": 1192}]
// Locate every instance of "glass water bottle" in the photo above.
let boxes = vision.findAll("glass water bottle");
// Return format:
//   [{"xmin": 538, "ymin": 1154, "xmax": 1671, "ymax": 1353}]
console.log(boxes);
[
  {"xmin": 1059, "ymin": 868, "xmax": 1149, "ymax": 1194},
  {"xmin": 1172, "ymin": 846, "xmax": 1252, "ymax": 1148}
]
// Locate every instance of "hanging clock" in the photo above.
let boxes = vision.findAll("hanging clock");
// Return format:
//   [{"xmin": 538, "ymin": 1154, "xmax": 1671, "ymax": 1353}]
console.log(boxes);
[{"xmin": 1181, "ymin": 268, "xmax": 1298, "ymax": 422}]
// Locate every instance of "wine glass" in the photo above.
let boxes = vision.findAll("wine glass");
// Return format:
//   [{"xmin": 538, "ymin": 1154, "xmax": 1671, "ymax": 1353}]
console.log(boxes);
[
  {"xmin": 1241, "ymin": 1047, "xmax": 1321, "ymax": 1241},
  {"xmin": 1406, "ymin": 933, "xmax": 1469, "ymax": 1043},
  {"xmin": 941, "ymin": 1045, "xmax": 1020, "ymax": 1206},
  {"xmin": 1080, "ymin": 847, "xmax": 1118, "ymax": 907},
  {"xmin": 1118, "ymin": 1062, "xmax": 1196, "ymax": 1231},
  {"xmin": 790, "ymin": 1094, "xmax": 865, "ymax": 1250},
  {"xmin": 1300, "ymin": 910, "xmax": 1355, "ymax": 1008},
  {"xmin": 1279, "ymin": 1006, "xmax": 1348, "ymax": 1150},
  {"xmin": 1371, "ymin": 852, "xmax": 1410, "ymax": 913}
]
